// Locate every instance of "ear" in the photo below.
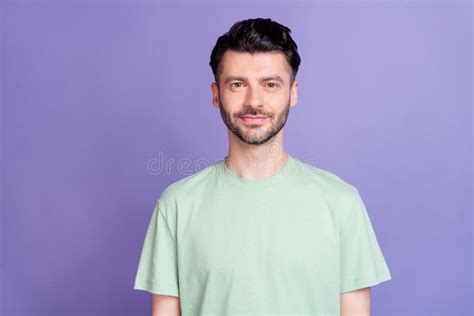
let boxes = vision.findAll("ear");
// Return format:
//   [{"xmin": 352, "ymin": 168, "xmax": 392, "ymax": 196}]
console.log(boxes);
[
  {"xmin": 211, "ymin": 82, "xmax": 220, "ymax": 108},
  {"xmin": 290, "ymin": 79, "xmax": 298, "ymax": 107}
]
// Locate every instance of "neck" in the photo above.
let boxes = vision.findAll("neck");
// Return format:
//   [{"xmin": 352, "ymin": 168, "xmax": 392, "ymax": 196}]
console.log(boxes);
[{"xmin": 224, "ymin": 131, "xmax": 289, "ymax": 180}]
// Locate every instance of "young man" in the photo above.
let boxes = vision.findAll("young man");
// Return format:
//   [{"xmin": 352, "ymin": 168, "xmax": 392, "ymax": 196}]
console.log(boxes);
[{"xmin": 134, "ymin": 18, "xmax": 392, "ymax": 315}]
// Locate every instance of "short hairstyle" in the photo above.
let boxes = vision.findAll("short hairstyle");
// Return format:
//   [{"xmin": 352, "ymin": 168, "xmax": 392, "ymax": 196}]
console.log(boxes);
[{"xmin": 209, "ymin": 18, "xmax": 301, "ymax": 86}]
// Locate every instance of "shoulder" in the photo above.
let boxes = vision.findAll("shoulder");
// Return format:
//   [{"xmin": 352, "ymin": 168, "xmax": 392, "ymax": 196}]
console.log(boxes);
[
  {"xmin": 292, "ymin": 157, "xmax": 364, "ymax": 230},
  {"xmin": 292, "ymin": 157, "xmax": 360, "ymax": 200},
  {"xmin": 155, "ymin": 160, "xmax": 219, "ymax": 210}
]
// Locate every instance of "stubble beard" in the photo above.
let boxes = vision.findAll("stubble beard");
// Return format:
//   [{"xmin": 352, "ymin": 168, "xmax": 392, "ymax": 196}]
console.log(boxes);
[{"xmin": 218, "ymin": 95, "xmax": 291, "ymax": 146}]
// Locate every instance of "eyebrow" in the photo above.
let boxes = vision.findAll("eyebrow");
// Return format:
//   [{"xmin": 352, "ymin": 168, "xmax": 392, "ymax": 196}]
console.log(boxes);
[{"xmin": 223, "ymin": 75, "xmax": 285, "ymax": 85}]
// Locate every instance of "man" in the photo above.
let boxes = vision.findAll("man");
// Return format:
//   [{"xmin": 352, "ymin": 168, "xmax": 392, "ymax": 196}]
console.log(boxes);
[{"xmin": 133, "ymin": 18, "xmax": 391, "ymax": 315}]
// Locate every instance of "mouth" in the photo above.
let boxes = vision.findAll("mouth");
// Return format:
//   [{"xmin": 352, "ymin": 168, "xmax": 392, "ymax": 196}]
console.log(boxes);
[{"xmin": 239, "ymin": 115, "xmax": 269, "ymax": 124}]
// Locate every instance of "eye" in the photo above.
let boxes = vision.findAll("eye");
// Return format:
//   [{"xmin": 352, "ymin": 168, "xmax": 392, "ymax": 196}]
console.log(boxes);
[
  {"xmin": 267, "ymin": 82, "xmax": 279, "ymax": 89},
  {"xmin": 231, "ymin": 82, "xmax": 243, "ymax": 88}
]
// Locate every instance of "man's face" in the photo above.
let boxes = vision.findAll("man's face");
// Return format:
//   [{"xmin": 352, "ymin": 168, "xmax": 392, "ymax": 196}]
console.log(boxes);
[{"xmin": 211, "ymin": 50, "xmax": 298, "ymax": 145}]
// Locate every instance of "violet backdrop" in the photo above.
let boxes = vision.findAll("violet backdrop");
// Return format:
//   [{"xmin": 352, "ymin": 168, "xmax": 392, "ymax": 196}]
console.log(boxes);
[{"xmin": 1, "ymin": 0, "xmax": 472, "ymax": 315}]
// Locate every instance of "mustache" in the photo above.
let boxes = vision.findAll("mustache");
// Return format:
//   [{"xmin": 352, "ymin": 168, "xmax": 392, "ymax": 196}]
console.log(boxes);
[{"xmin": 237, "ymin": 109, "xmax": 272, "ymax": 117}]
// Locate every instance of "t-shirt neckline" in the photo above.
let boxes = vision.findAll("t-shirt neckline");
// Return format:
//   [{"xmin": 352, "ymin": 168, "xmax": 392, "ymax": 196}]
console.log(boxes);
[{"xmin": 216, "ymin": 154, "xmax": 295, "ymax": 188}]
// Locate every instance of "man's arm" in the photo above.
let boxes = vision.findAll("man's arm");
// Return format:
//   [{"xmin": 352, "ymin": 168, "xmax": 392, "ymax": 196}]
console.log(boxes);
[
  {"xmin": 340, "ymin": 287, "xmax": 371, "ymax": 316},
  {"xmin": 151, "ymin": 294, "xmax": 181, "ymax": 316}
]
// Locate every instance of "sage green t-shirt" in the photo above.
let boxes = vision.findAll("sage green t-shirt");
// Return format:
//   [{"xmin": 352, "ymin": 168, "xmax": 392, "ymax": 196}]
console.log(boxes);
[{"xmin": 133, "ymin": 154, "xmax": 392, "ymax": 315}]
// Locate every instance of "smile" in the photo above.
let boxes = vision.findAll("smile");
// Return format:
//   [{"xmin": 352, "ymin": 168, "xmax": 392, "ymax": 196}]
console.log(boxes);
[{"xmin": 239, "ymin": 116, "xmax": 269, "ymax": 124}]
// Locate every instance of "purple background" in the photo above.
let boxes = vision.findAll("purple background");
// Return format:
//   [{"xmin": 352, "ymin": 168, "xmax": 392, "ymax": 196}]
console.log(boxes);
[{"xmin": 1, "ymin": 0, "xmax": 472, "ymax": 315}]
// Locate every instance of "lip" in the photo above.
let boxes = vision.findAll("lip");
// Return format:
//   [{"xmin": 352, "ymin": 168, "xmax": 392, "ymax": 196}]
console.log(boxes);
[{"xmin": 240, "ymin": 116, "xmax": 269, "ymax": 124}]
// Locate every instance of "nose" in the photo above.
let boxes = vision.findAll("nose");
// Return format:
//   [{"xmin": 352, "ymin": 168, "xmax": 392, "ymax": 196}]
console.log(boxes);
[{"xmin": 244, "ymin": 84, "xmax": 265, "ymax": 109}]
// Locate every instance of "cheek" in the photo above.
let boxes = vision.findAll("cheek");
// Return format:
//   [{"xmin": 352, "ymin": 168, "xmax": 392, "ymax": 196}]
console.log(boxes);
[
  {"xmin": 266, "ymin": 94, "xmax": 290, "ymax": 109},
  {"xmin": 220, "ymin": 93, "xmax": 244, "ymax": 111},
  {"xmin": 221, "ymin": 91, "xmax": 244, "ymax": 103}
]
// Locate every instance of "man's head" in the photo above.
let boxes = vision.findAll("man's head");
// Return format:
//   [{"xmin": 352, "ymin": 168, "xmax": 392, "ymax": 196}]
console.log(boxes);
[{"xmin": 209, "ymin": 18, "xmax": 301, "ymax": 146}]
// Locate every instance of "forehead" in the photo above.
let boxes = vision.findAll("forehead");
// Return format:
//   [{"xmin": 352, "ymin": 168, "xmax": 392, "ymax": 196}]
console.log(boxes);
[{"xmin": 220, "ymin": 50, "xmax": 290, "ymax": 79}]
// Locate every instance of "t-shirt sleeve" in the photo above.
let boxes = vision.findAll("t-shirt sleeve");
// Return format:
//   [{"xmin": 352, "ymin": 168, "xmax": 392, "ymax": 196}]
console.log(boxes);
[
  {"xmin": 133, "ymin": 201, "xmax": 180, "ymax": 297},
  {"xmin": 339, "ymin": 190, "xmax": 392, "ymax": 293}
]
